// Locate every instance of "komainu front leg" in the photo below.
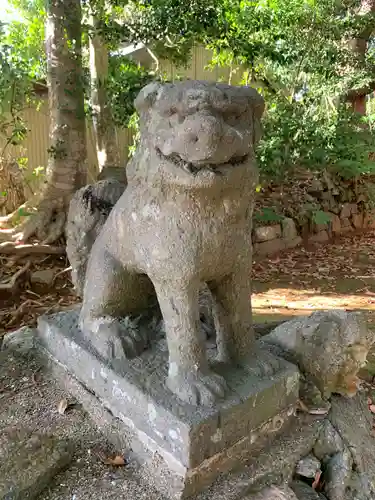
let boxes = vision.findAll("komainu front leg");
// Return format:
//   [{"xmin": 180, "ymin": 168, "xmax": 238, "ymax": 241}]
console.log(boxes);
[
  {"xmin": 152, "ymin": 279, "xmax": 227, "ymax": 406},
  {"xmin": 210, "ymin": 271, "xmax": 280, "ymax": 377},
  {"xmin": 79, "ymin": 250, "xmax": 155, "ymax": 363}
]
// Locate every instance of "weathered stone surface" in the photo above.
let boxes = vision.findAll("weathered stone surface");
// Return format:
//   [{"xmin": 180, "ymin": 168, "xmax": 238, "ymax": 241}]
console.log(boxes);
[
  {"xmin": 299, "ymin": 377, "xmax": 331, "ymax": 416},
  {"xmin": 330, "ymin": 213, "xmax": 341, "ymax": 234},
  {"xmin": 285, "ymin": 236, "xmax": 302, "ymax": 250},
  {"xmin": 363, "ymin": 211, "xmax": 375, "ymax": 229},
  {"xmin": 340, "ymin": 217, "xmax": 353, "ymax": 233},
  {"xmin": 247, "ymin": 486, "xmax": 298, "ymax": 500},
  {"xmin": 313, "ymin": 420, "xmax": 343, "ymax": 460},
  {"xmin": 261, "ymin": 310, "xmax": 373, "ymax": 399},
  {"xmin": 254, "ymin": 238, "xmax": 286, "ymax": 255},
  {"xmin": 66, "ymin": 178, "xmax": 126, "ymax": 296},
  {"xmin": 313, "ymin": 221, "xmax": 329, "ymax": 234},
  {"xmin": 351, "ymin": 212, "xmax": 364, "ymax": 229},
  {"xmin": 254, "ymin": 225, "xmax": 282, "ymax": 242},
  {"xmin": 202, "ymin": 416, "xmax": 323, "ymax": 500},
  {"xmin": 350, "ymin": 203, "xmax": 358, "ymax": 215},
  {"xmin": 341, "ymin": 203, "xmax": 356, "ymax": 219},
  {"xmin": 0, "ymin": 431, "xmax": 74, "ymax": 500},
  {"xmin": 36, "ymin": 308, "xmax": 299, "ymax": 498},
  {"xmin": 30, "ymin": 269, "xmax": 55, "ymax": 286},
  {"xmin": 0, "ymin": 326, "xmax": 36, "ymax": 352},
  {"xmin": 308, "ymin": 231, "xmax": 329, "ymax": 243},
  {"xmin": 329, "ymin": 395, "xmax": 375, "ymax": 496},
  {"xmin": 281, "ymin": 217, "xmax": 298, "ymax": 241},
  {"xmin": 295, "ymin": 454, "xmax": 320, "ymax": 479},
  {"xmin": 75, "ymin": 81, "xmax": 267, "ymax": 407},
  {"xmin": 324, "ymin": 449, "xmax": 353, "ymax": 500},
  {"xmin": 291, "ymin": 481, "xmax": 326, "ymax": 500},
  {"xmin": 347, "ymin": 472, "xmax": 375, "ymax": 500}
]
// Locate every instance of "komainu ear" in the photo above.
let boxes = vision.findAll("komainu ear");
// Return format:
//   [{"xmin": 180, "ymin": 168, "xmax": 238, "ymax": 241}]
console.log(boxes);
[{"xmin": 134, "ymin": 82, "xmax": 163, "ymax": 113}]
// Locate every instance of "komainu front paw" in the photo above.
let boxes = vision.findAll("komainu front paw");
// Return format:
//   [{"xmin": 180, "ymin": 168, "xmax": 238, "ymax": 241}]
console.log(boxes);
[
  {"xmin": 167, "ymin": 368, "xmax": 227, "ymax": 406},
  {"xmin": 240, "ymin": 349, "xmax": 281, "ymax": 378},
  {"xmin": 81, "ymin": 316, "xmax": 148, "ymax": 363}
]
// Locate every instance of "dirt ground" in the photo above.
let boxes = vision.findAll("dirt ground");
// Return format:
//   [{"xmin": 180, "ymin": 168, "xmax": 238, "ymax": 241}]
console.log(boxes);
[
  {"xmin": 2, "ymin": 232, "xmax": 375, "ymax": 499},
  {"xmin": 2, "ymin": 231, "xmax": 375, "ymax": 336}
]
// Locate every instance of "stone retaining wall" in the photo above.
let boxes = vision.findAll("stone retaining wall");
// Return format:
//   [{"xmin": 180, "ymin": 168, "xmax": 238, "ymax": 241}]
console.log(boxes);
[{"xmin": 253, "ymin": 203, "xmax": 375, "ymax": 256}]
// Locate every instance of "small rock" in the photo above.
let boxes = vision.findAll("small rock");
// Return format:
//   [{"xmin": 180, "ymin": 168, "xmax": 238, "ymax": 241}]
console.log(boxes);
[
  {"xmin": 0, "ymin": 432, "xmax": 74, "ymax": 499},
  {"xmin": 329, "ymin": 214, "xmax": 341, "ymax": 234},
  {"xmin": 295, "ymin": 454, "xmax": 321, "ymax": 479},
  {"xmin": 364, "ymin": 212, "xmax": 375, "ymax": 229},
  {"xmin": 351, "ymin": 204, "xmax": 358, "ymax": 215},
  {"xmin": 261, "ymin": 310, "xmax": 373, "ymax": 400},
  {"xmin": 248, "ymin": 485, "xmax": 299, "ymax": 500},
  {"xmin": 308, "ymin": 231, "xmax": 329, "ymax": 243},
  {"xmin": 351, "ymin": 212, "xmax": 364, "ymax": 230},
  {"xmin": 313, "ymin": 420, "xmax": 344, "ymax": 460},
  {"xmin": 286, "ymin": 236, "xmax": 302, "ymax": 249},
  {"xmin": 341, "ymin": 203, "xmax": 356, "ymax": 219},
  {"xmin": 254, "ymin": 225, "xmax": 282, "ymax": 242},
  {"xmin": 348, "ymin": 472, "xmax": 375, "ymax": 500},
  {"xmin": 309, "ymin": 179, "xmax": 324, "ymax": 193},
  {"xmin": 324, "ymin": 449, "xmax": 353, "ymax": 500},
  {"xmin": 291, "ymin": 481, "xmax": 326, "ymax": 500},
  {"xmin": 254, "ymin": 238, "xmax": 286, "ymax": 255},
  {"xmin": 0, "ymin": 326, "xmax": 36, "ymax": 353},
  {"xmin": 313, "ymin": 222, "xmax": 328, "ymax": 234},
  {"xmin": 31, "ymin": 269, "xmax": 55, "ymax": 286},
  {"xmin": 299, "ymin": 378, "xmax": 331, "ymax": 416},
  {"xmin": 340, "ymin": 217, "xmax": 353, "ymax": 233},
  {"xmin": 281, "ymin": 218, "xmax": 298, "ymax": 240}
]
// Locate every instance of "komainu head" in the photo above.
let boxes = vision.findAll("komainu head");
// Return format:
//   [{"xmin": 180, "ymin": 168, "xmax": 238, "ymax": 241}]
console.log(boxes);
[{"xmin": 134, "ymin": 80, "xmax": 264, "ymax": 173}]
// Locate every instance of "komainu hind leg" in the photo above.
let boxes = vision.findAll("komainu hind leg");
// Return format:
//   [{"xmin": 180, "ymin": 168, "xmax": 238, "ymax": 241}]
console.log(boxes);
[{"xmin": 79, "ymin": 249, "xmax": 156, "ymax": 363}]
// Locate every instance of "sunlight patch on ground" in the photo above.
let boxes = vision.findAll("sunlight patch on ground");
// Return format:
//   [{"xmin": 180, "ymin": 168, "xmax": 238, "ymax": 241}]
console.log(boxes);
[{"xmin": 252, "ymin": 287, "xmax": 375, "ymax": 320}]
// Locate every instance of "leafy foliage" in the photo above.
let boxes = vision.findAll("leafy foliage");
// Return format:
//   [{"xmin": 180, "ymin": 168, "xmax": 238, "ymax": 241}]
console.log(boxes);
[
  {"xmin": 0, "ymin": 0, "xmax": 46, "ymax": 153},
  {"xmin": 4, "ymin": 0, "xmax": 375, "ymax": 189},
  {"xmin": 254, "ymin": 207, "xmax": 284, "ymax": 224},
  {"xmin": 99, "ymin": 0, "xmax": 375, "ymax": 182},
  {"xmin": 0, "ymin": 23, "xmax": 31, "ymax": 151},
  {"xmin": 107, "ymin": 56, "xmax": 156, "ymax": 127}
]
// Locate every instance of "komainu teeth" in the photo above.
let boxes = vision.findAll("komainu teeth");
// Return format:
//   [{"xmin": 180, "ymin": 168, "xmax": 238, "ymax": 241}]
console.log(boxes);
[{"xmin": 156, "ymin": 148, "xmax": 248, "ymax": 175}]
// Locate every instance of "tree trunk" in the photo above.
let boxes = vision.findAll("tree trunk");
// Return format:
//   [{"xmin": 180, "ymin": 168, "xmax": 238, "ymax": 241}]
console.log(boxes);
[
  {"xmin": 20, "ymin": 0, "xmax": 87, "ymax": 243},
  {"xmin": 347, "ymin": 0, "xmax": 375, "ymax": 115},
  {"xmin": 88, "ymin": 14, "xmax": 121, "ymax": 179}
]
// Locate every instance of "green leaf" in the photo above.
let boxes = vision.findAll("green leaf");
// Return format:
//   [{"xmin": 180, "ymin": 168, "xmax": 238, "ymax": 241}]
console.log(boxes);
[
  {"xmin": 255, "ymin": 207, "xmax": 283, "ymax": 223},
  {"xmin": 312, "ymin": 210, "xmax": 331, "ymax": 226}
]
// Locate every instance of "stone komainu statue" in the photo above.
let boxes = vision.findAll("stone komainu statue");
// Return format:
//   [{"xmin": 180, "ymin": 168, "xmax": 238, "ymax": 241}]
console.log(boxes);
[{"xmin": 67, "ymin": 80, "xmax": 265, "ymax": 406}]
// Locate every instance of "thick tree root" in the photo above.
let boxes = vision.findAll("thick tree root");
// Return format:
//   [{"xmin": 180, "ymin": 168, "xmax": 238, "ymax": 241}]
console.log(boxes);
[
  {"xmin": 16, "ymin": 199, "xmax": 67, "ymax": 244},
  {"xmin": 0, "ymin": 261, "xmax": 30, "ymax": 292},
  {"xmin": 0, "ymin": 242, "xmax": 64, "ymax": 257}
]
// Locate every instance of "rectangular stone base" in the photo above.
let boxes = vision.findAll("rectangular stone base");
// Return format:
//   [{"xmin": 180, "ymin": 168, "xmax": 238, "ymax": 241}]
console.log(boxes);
[{"xmin": 36, "ymin": 309, "xmax": 299, "ymax": 499}]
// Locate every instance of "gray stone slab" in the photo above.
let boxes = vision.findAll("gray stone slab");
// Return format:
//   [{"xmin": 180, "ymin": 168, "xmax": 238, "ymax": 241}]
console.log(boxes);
[
  {"xmin": 36, "ymin": 309, "xmax": 299, "ymax": 498},
  {"xmin": 200, "ymin": 416, "xmax": 323, "ymax": 500},
  {"xmin": 0, "ymin": 431, "xmax": 73, "ymax": 500},
  {"xmin": 291, "ymin": 481, "xmax": 326, "ymax": 500},
  {"xmin": 329, "ymin": 395, "xmax": 375, "ymax": 498}
]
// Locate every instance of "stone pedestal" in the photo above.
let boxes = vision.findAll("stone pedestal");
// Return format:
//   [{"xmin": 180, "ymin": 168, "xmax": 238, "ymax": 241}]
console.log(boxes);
[{"xmin": 37, "ymin": 309, "xmax": 299, "ymax": 499}]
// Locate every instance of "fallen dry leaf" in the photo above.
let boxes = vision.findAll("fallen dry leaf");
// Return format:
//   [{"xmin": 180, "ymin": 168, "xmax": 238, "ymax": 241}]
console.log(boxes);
[
  {"xmin": 103, "ymin": 455, "xmax": 126, "ymax": 466},
  {"xmin": 57, "ymin": 398, "xmax": 75, "ymax": 415},
  {"xmin": 369, "ymin": 404, "xmax": 375, "ymax": 414},
  {"xmin": 312, "ymin": 470, "xmax": 322, "ymax": 490}
]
